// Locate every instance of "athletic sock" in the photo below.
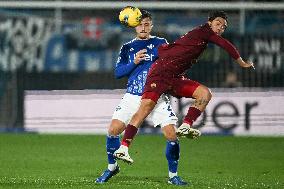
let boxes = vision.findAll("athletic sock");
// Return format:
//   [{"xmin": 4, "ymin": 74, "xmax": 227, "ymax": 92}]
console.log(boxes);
[
  {"xmin": 108, "ymin": 162, "xmax": 118, "ymax": 172},
  {"xmin": 169, "ymin": 171, "xmax": 178, "ymax": 179},
  {"xmin": 106, "ymin": 135, "xmax": 120, "ymax": 165},
  {"xmin": 121, "ymin": 124, "xmax": 138, "ymax": 147},
  {"xmin": 165, "ymin": 140, "xmax": 180, "ymax": 177},
  {"xmin": 184, "ymin": 107, "xmax": 202, "ymax": 126}
]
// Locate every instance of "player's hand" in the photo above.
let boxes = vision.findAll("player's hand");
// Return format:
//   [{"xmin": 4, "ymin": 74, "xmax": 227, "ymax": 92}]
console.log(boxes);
[
  {"xmin": 134, "ymin": 49, "xmax": 147, "ymax": 64},
  {"xmin": 236, "ymin": 58, "xmax": 255, "ymax": 69},
  {"xmin": 241, "ymin": 60, "xmax": 255, "ymax": 69},
  {"xmin": 245, "ymin": 60, "xmax": 255, "ymax": 70}
]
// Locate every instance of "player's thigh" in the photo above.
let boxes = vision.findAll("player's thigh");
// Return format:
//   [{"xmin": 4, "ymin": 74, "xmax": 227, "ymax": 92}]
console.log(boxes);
[
  {"xmin": 112, "ymin": 93, "xmax": 141, "ymax": 126},
  {"xmin": 171, "ymin": 78, "xmax": 201, "ymax": 98},
  {"xmin": 150, "ymin": 95, "xmax": 178, "ymax": 127},
  {"xmin": 143, "ymin": 76, "xmax": 169, "ymax": 103}
]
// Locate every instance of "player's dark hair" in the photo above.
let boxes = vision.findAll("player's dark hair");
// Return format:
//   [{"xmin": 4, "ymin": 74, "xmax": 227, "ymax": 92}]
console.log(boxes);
[
  {"xmin": 208, "ymin": 11, "xmax": 228, "ymax": 22},
  {"xmin": 140, "ymin": 9, "xmax": 152, "ymax": 20}
]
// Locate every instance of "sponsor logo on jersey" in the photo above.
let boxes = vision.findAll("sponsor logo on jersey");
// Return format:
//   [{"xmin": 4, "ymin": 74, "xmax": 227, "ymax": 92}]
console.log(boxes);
[{"xmin": 133, "ymin": 53, "xmax": 155, "ymax": 61}]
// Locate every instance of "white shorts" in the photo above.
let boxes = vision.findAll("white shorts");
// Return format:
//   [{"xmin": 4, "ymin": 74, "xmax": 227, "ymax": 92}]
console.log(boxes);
[{"xmin": 112, "ymin": 93, "xmax": 178, "ymax": 127}]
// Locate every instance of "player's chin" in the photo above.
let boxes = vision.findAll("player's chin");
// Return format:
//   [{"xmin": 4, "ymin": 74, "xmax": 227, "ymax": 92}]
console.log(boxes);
[{"xmin": 138, "ymin": 33, "xmax": 148, "ymax": 39}]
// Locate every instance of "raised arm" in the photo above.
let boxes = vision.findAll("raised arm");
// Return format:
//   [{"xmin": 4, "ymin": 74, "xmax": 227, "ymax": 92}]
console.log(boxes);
[
  {"xmin": 208, "ymin": 34, "xmax": 240, "ymax": 59},
  {"xmin": 208, "ymin": 34, "xmax": 254, "ymax": 68}
]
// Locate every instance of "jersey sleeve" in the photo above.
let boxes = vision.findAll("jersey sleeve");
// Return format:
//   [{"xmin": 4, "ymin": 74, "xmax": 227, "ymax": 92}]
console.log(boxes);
[
  {"xmin": 208, "ymin": 34, "xmax": 240, "ymax": 60},
  {"xmin": 162, "ymin": 38, "xmax": 168, "ymax": 45},
  {"xmin": 114, "ymin": 44, "xmax": 137, "ymax": 79}
]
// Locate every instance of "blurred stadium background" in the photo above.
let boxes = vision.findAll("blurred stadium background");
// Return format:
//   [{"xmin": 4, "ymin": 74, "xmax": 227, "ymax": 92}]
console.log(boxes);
[
  {"xmin": 0, "ymin": 1, "xmax": 284, "ymax": 189},
  {"xmin": 0, "ymin": 0, "xmax": 283, "ymax": 136}
]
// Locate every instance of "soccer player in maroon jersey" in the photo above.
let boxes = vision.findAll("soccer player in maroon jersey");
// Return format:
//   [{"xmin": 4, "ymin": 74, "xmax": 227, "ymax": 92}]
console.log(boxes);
[
  {"xmin": 99, "ymin": 10, "xmax": 188, "ymax": 186},
  {"xmin": 114, "ymin": 11, "xmax": 254, "ymax": 163}
]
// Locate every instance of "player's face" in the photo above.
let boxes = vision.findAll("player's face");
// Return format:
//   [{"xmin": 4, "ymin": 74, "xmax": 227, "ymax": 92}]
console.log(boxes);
[
  {"xmin": 208, "ymin": 17, "xmax": 227, "ymax": 36},
  {"xmin": 135, "ymin": 17, "xmax": 153, "ymax": 39}
]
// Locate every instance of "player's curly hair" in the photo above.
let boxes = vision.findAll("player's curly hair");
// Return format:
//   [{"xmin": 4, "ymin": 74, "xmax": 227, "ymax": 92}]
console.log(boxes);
[
  {"xmin": 208, "ymin": 11, "xmax": 228, "ymax": 22},
  {"xmin": 140, "ymin": 9, "xmax": 152, "ymax": 20}
]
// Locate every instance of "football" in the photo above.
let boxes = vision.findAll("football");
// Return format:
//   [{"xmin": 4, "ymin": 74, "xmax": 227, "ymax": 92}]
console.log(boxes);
[{"xmin": 119, "ymin": 6, "xmax": 142, "ymax": 27}]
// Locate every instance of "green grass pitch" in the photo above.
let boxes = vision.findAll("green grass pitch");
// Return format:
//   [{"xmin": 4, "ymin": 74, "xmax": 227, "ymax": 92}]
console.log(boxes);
[{"xmin": 0, "ymin": 134, "xmax": 283, "ymax": 189}]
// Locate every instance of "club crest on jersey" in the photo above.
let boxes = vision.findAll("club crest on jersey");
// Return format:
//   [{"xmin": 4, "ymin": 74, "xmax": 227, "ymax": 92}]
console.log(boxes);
[
  {"xmin": 150, "ymin": 83, "xmax": 157, "ymax": 88},
  {"xmin": 147, "ymin": 44, "xmax": 154, "ymax": 49}
]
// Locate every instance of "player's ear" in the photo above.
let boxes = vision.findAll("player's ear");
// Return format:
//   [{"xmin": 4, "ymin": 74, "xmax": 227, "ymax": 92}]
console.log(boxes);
[{"xmin": 207, "ymin": 21, "xmax": 212, "ymax": 26}]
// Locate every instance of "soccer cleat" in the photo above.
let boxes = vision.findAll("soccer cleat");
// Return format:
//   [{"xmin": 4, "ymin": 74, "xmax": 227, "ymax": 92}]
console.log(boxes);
[
  {"xmin": 176, "ymin": 123, "xmax": 201, "ymax": 139},
  {"xmin": 95, "ymin": 165, "xmax": 120, "ymax": 183},
  {"xmin": 168, "ymin": 176, "xmax": 188, "ymax": 186},
  {"xmin": 113, "ymin": 145, "xmax": 134, "ymax": 164}
]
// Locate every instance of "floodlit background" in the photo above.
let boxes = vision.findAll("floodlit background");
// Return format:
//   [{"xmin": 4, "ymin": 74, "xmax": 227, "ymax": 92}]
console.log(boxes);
[
  {"xmin": 0, "ymin": 0, "xmax": 283, "ymax": 135},
  {"xmin": 0, "ymin": 1, "xmax": 283, "ymax": 189}
]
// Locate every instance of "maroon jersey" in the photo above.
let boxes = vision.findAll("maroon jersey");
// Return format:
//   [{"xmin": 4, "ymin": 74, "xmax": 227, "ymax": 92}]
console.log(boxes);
[{"xmin": 154, "ymin": 23, "xmax": 240, "ymax": 77}]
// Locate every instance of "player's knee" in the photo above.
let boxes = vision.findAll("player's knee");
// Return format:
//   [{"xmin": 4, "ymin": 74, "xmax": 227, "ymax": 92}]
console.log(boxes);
[
  {"xmin": 204, "ymin": 88, "xmax": 212, "ymax": 101},
  {"xmin": 108, "ymin": 121, "xmax": 125, "ymax": 135},
  {"xmin": 196, "ymin": 86, "xmax": 212, "ymax": 102}
]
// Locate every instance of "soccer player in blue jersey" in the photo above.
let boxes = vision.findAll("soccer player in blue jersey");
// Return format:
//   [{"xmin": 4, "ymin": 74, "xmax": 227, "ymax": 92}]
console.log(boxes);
[{"xmin": 95, "ymin": 10, "xmax": 199, "ymax": 186}]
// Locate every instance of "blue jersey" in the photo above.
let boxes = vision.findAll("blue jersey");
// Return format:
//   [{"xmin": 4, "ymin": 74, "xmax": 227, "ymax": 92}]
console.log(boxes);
[{"xmin": 115, "ymin": 36, "xmax": 167, "ymax": 96}]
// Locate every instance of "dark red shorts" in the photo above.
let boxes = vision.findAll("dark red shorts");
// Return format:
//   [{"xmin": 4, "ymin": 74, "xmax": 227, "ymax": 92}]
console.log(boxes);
[{"xmin": 142, "ymin": 74, "xmax": 201, "ymax": 103}]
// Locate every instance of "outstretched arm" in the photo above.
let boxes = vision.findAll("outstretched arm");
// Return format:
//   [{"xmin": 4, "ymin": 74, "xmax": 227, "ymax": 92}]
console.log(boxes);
[{"xmin": 208, "ymin": 34, "xmax": 254, "ymax": 69}]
